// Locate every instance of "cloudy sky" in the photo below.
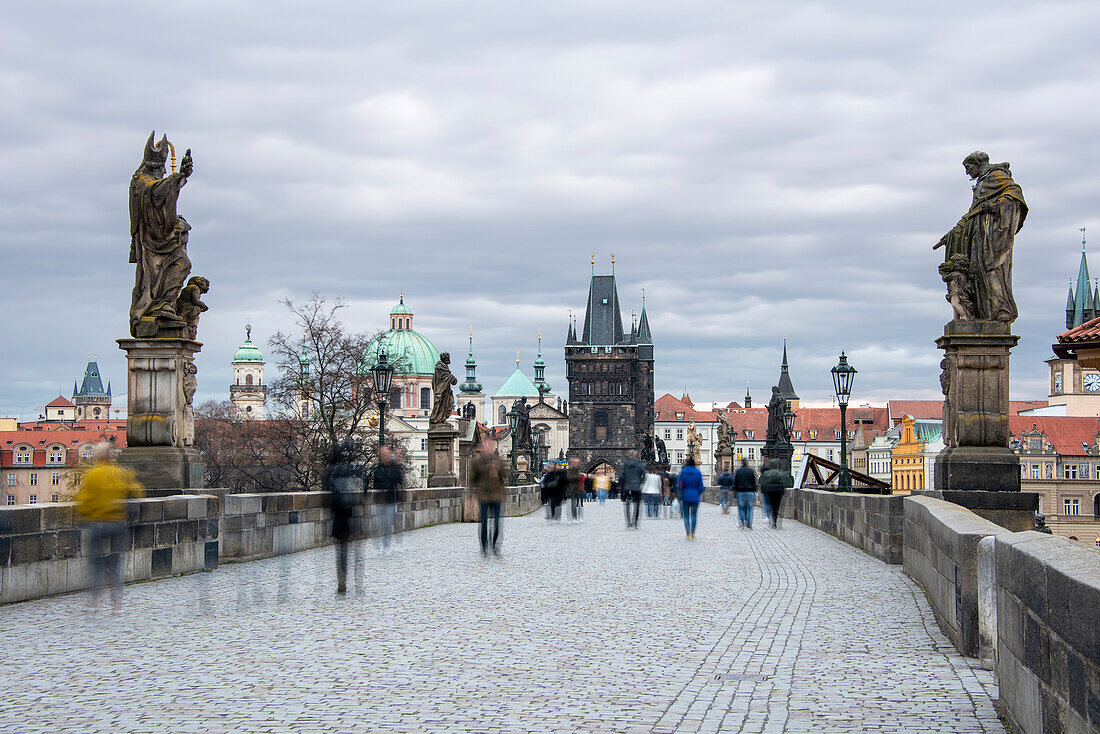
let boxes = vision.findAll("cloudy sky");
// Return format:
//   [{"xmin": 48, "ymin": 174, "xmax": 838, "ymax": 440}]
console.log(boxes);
[{"xmin": 4, "ymin": 1, "xmax": 1100, "ymax": 417}]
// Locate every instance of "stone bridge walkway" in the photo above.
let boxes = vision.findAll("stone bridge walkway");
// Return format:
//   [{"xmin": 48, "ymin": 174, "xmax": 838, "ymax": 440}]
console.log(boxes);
[{"xmin": 1, "ymin": 503, "xmax": 1004, "ymax": 733}]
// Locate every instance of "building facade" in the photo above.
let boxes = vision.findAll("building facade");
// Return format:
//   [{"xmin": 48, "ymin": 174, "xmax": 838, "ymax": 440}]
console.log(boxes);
[
  {"xmin": 565, "ymin": 265, "xmax": 654, "ymax": 474},
  {"xmin": 1, "ymin": 420, "xmax": 126, "ymax": 505}
]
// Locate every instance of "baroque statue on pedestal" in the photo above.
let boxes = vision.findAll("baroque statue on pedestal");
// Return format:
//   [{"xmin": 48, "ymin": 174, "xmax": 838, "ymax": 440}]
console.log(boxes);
[
  {"xmin": 716, "ymin": 409, "xmax": 731, "ymax": 452},
  {"xmin": 766, "ymin": 386, "xmax": 789, "ymax": 445},
  {"xmin": 429, "ymin": 352, "xmax": 458, "ymax": 425},
  {"xmin": 129, "ymin": 132, "xmax": 210, "ymax": 339},
  {"xmin": 934, "ymin": 151, "xmax": 1027, "ymax": 323}
]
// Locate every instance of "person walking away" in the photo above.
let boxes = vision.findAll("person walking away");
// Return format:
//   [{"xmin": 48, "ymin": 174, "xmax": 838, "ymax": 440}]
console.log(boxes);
[
  {"xmin": 371, "ymin": 445, "xmax": 405, "ymax": 556},
  {"xmin": 565, "ymin": 458, "xmax": 584, "ymax": 523},
  {"xmin": 545, "ymin": 465, "xmax": 566, "ymax": 522},
  {"xmin": 759, "ymin": 458, "xmax": 788, "ymax": 528},
  {"xmin": 594, "ymin": 473, "xmax": 609, "ymax": 505},
  {"xmin": 641, "ymin": 466, "xmax": 662, "ymax": 518},
  {"xmin": 661, "ymin": 472, "xmax": 672, "ymax": 518},
  {"xmin": 716, "ymin": 468, "xmax": 734, "ymax": 515},
  {"xmin": 732, "ymin": 458, "xmax": 758, "ymax": 529},
  {"xmin": 74, "ymin": 442, "xmax": 144, "ymax": 612},
  {"xmin": 618, "ymin": 451, "xmax": 646, "ymax": 529},
  {"xmin": 325, "ymin": 440, "xmax": 366, "ymax": 594},
  {"xmin": 676, "ymin": 455, "xmax": 705, "ymax": 540},
  {"xmin": 471, "ymin": 440, "xmax": 509, "ymax": 555}
]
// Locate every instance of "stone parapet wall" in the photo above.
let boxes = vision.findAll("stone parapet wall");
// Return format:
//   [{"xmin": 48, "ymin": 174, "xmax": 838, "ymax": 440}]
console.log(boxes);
[
  {"xmin": 994, "ymin": 532, "xmax": 1100, "ymax": 734},
  {"xmin": 0, "ymin": 496, "xmax": 219, "ymax": 604},
  {"xmin": 780, "ymin": 488, "xmax": 905, "ymax": 564},
  {"xmin": 901, "ymin": 495, "xmax": 1011, "ymax": 657}
]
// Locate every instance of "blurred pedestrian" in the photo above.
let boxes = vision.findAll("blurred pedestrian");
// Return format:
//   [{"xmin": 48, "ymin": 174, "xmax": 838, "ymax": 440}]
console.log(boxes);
[
  {"xmin": 470, "ymin": 439, "xmax": 509, "ymax": 556},
  {"xmin": 566, "ymin": 458, "xmax": 584, "ymax": 523},
  {"xmin": 545, "ymin": 465, "xmax": 566, "ymax": 522},
  {"xmin": 759, "ymin": 458, "xmax": 788, "ymax": 529},
  {"xmin": 325, "ymin": 440, "xmax": 366, "ymax": 594},
  {"xmin": 716, "ymin": 468, "xmax": 734, "ymax": 515},
  {"xmin": 618, "ymin": 451, "xmax": 645, "ymax": 529},
  {"xmin": 733, "ymin": 458, "xmax": 758, "ymax": 529},
  {"xmin": 641, "ymin": 466, "xmax": 662, "ymax": 518},
  {"xmin": 74, "ymin": 443, "xmax": 144, "ymax": 612},
  {"xmin": 371, "ymin": 445, "xmax": 405, "ymax": 556},
  {"xmin": 594, "ymin": 473, "xmax": 609, "ymax": 505},
  {"xmin": 676, "ymin": 455, "xmax": 704, "ymax": 539},
  {"xmin": 661, "ymin": 472, "xmax": 672, "ymax": 519}
]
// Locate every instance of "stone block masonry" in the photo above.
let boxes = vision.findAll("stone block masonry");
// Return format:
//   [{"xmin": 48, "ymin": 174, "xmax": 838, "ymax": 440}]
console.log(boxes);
[{"xmin": 0, "ymin": 495, "xmax": 219, "ymax": 604}]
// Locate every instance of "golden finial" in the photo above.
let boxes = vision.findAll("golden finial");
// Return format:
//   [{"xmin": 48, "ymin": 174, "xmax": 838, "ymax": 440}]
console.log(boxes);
[
  {"xmin": 168, "ymin": 140, "xmax": 177, "ymax": 174},
  {"xmin": 642, "ymin": 287, "xmax": 646, "ymax": 304},
  {"xmin": 611, "ymin": 253, "xmax": 615, "ymax": 265},
  {"xmin": 538, "ymin": 328, "xmax": 542, "ymax": 341},
  {"xmin": 516, "ymin": 350, "xmax": 520, "ymax": 366},
  {"xmin": 590, "ymin": 253, "xmax": 595, "ymax": 265}
]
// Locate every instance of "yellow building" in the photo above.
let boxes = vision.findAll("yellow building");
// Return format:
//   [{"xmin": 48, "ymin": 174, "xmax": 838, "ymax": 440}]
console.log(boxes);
[{"xmin": 890, "ymin": 415, "xmax": 943, "ymax": 493}]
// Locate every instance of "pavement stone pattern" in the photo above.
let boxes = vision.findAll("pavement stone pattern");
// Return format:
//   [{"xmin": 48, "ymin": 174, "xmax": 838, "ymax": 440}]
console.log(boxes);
[{"xmin": 0, "ymin": 502, "xmax": 1005, "ymax": 733}]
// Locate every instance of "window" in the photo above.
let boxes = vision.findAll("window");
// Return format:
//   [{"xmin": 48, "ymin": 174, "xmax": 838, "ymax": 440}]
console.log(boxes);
[
  {"xmin": 1031, "ymin": 464, "xmax": 1040, "ymax": 479},
  {"xmin": 50, "ymin": 473, "xmax": 60, "ymax": 486},
  {"xmin": 663, "ymin": 430, "xmax": 670, "ymax": 440},
  {"xmin": 47, "ymin": 447, "xmax": 64, "ymax": 464},
  {"xmin": 6, "ymin": 495, "xmax": 13, "ymax": 505},
  {"xmin": 421, "ymin": 439, "xmax": 427, "ymax": 451},
  {"xmin": 736, "ymin": 448, "xmax": 742, "ymax": 458},
  {"xmin": 835, "ymin": 430, "xmax": 842, "ymax": 440},
  {"xmin": 29, "ymin": 494, "xmax": 37, "ymax": 504},
  {"xmin": 1064, "ymin": 464, "xmax": 1078, "ymax": 480},
  {"xmin": 676, "ymin": 429, "xmax": 683, "ymax": 441},
  {"xmin": 51, "ymin": 494, "xmax": 59, "ymax": 503},
  {"xmin": 594, "ymin": 411, "xmax": 608, "ymax": 442},
  {"xmin": 6, "ymin": 473, "xmax": 13, "ymax": 487},
  {"xmin": 1046, "ymin": 464, "xmax": 1053, "ymax": 479},
  {"xmin": 14, "ymin": 449, "xmax": 31, "ymax": 465},
  {"xmin": 29, "ymin": 473, "xmax": 37, "ymax": 486},
  {"xmin": 745, "ymin": 430, "xmax": 754, "ymax": 440},
  {"xmin": 676, "ymin": 451, "xmax": 683, "ymax": 463},
  {"xmin": 420, "ymin": 387, "xmax": 431, "ymax": 410},
  {"xmin": 1064, "ymin": 498, "xmax": 1080, "ymax": 516},
  {"xmin": 848, "ymin": 431, "xmax": 854, "ymax": 440},
  {"xmin": 498, "ymin": 405, "xmax": 507, "ymax": 425},
  {"xmin": 810, "ymin": 430, "xmax": 818, "ymax": 440},
  {"xmin": 792, "ymin": 431, "xmax": 801, "ymax": 440},
  {"xmin": 747, "ymin": 448, "xmax": 755, "ymax": 459},
  {"xmin": 827, "ymin": 450, "xmax": 834, "ymax": 461}
]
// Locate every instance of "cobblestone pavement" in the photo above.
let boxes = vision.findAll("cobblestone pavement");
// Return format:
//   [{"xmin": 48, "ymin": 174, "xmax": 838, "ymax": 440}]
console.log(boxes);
[{"xmin": 1, "ymin": 502, "xmax": 1004, "ymax": 733}]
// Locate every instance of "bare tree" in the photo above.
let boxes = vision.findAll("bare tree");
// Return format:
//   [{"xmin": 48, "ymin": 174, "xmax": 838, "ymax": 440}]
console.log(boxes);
[
  {"xmin": 194, "ymin": 400, "xmax": 295, "ymax": 492},
  {"xmin": 266, "ymin": 294, "xmax": 386, "ymax": 490}
]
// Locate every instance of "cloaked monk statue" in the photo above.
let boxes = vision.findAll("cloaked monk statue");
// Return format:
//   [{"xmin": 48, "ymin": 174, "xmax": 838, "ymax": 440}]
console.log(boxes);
[
  {"xmin": 934, "ymin": 151, "xmax": 1027, "ymax": 323},
  {"xmin": 129, "ymin": 132, "xmax": 209, "ymax": 339}
]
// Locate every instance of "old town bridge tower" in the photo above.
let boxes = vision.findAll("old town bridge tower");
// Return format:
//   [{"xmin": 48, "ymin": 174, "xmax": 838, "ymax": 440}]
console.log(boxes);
[{"xmin": 565, "ymin": 261, "xmax": 654, "ymax": 473}]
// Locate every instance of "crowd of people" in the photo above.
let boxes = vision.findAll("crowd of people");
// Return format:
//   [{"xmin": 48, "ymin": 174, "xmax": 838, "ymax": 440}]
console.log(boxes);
[{"xmin": 536, "ymin": 452, "xmax": 790, "ymax": 540}]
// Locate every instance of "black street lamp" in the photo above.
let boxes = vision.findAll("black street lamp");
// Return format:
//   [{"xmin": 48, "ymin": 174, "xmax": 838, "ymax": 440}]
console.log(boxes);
[
  {"xmin": 371, "ymin": 350, "xmax": 394, "ymax": 448},
  {"xmin": 507, "ymin": 405, "xmax": 519, "ymax": 486},
  {"xmin": 831, "ymin": 351, "xmax": 857, "ymax": 492}
]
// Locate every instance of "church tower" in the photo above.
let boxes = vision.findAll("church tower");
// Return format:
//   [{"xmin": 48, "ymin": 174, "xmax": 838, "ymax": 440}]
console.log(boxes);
[
  {"xmin": 1049, "ymin": 229, "xmax": 1100, "ymax": 414},
  {"xmin": 457, "ymin": 328, "xmax": 485, "ymax": 424},
  {"xmin": 73, "ymin": 359, "xmax": 111, "ymax": 420},
  {"xmin": 230, "ymin": 324, "xmax": 267, "ymax": 420},
  {"xmin": 776, "ymin": 338, "xmax": 800, "ymax": 410},
  {"xmin": 565, "ymin": 255, "xmax": 655, "ymax": 472}
]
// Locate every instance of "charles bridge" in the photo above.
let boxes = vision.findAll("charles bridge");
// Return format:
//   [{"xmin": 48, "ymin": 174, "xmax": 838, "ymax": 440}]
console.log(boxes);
[{"xmin": 1, "ymin": 482, "xmax": 1097, "ymax": 733}]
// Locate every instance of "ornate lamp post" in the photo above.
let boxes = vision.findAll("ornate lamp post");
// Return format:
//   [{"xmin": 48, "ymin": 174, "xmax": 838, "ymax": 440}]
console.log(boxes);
[
  {"xmin": 530, "ymin": 426, "xmax": 541, "ymax": 475},
  {"xmin": 371, "ymin": 350, "xmax": 394, "ymax": 449},
  {"xmin": 831, "ymin": 351, "xmax": 857, "ymax": 492},
  {"xmin": 507, "ymin": 405, "xmax": 519, "ymax": 486}
]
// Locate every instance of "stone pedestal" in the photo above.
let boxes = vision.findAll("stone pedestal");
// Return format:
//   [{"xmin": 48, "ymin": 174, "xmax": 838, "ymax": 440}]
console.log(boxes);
[
  {"xmin": 715, "ymin": 447, "xmax": 733, "ymax": 474},
  {"xmin": 935, "ymin": 321, "xmax": 1020, "ymax": 491},
  {"xmin": 427, "ymin": 424, "xmax": 458, "ymax": 488},
  {"xmin": 762, "ymin": 442, "xmax": 793, "ymax": 485},
  {"xmin": 117, "ymin": 337, "xmax": 205, "ymax": 490}
]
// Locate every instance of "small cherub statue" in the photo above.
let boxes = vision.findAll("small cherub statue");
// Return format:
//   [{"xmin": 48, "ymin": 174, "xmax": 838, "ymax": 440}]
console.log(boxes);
[{"xmin": 175, "ymin": 276, "xmax": 210, "ymax": 339}]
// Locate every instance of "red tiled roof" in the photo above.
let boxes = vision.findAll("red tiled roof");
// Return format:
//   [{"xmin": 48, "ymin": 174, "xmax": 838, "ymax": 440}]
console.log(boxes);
[
  {"xmin": 888, "ymin": 399, "xmax": 1043, "ymax": 424},
  {"xmin": 1010, "ymin": 416, "xmax": 1100, "ymax": 456},
  {"xmin": 654, "ymin": 394, "xmax": 716, "ymax": 422},
  {"xmin": 0, "ymin": 424, "xmax": 125, "ymax": 468},
  {"xmin": 723, "ymin": 406, "xmax": 890, "ymax": 442},
  {"xmin": 46, "ymin": 395, "xmax": 75, "ymax": 408},
  {"xmin": 1057, "ymin": 315, "xmax": 1100, "ymax": 344}
]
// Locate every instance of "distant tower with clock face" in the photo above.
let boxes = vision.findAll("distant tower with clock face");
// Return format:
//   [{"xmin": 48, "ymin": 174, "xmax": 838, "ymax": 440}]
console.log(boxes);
[{"xmin": 1048, "ymin": 230, "xmax": 1100, "ymax": 415}]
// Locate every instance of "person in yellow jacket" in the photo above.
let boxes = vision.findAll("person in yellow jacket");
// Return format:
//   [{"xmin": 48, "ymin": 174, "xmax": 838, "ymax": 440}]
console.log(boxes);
[{"xmin": 74, "ymin": 443, "xmax": 144, "ymax": 610}]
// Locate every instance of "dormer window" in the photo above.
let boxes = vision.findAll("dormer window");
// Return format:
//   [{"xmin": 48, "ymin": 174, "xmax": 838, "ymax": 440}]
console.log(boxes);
[{"xmin": 675, "ymin": 413, "xmax": 684, "ymax": 421}]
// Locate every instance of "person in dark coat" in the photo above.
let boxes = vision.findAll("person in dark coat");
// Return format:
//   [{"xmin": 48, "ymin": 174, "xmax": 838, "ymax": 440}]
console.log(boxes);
[
  {"xmin": 565, "ymin": 458, "xmax": 584, "ymax": 523},
  {"xmin": 544, "ymin": 466, "xmax": 566, "ymax": 522},
  {"xmin": 716, "ymin": 469, "xmax": 734, "ymax": 515},
  {"xmin": 758, "ymin": 458, "xmax": 788, "ymax": 529},
  {"xmin": 371, "ymin": 444, "xmax": 405, "ymax": 556},
  {"xmin": 470, "ymin": 439, "xmax": 510, "ymax": 556},
  {"xmin": 618, "ymin": 451, "xmax": 646, "ymax": 529},
  {"xmin": 324, "ymin": 440, "xmax": 366, "ymax": 594},
  {"xmin": 732, "ymin": 458, "xmax": 758, "ymax": 529}
]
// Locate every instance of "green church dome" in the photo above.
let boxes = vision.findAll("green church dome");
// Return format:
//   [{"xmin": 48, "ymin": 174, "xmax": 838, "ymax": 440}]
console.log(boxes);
[
  {"xmin": 234, "ymin": 325, "xmax": 264, "ymax": 363},
  {"xmin": 390, "ymin": 295, "xmax": 413, "ymax": 316},
  {"xmin": 363, "ymin": 328, "xmax": 440, "ymax": 377}
]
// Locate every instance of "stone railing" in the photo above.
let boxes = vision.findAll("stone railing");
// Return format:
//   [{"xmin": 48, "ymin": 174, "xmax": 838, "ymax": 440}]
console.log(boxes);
[
  {"xmin": 1, "ymin": 484, "xmax": 541, "ymax": 603},
  {"xmin": 780, "ymin": 488, "xmax": 905, "ymax": 564},
  {"xmin": 784, "ymin": 486, "xmax": 1100, "ymax": 734},
  {"xmin": 0, "ymin": 496, "xmax": 219, "ymax": 604}
]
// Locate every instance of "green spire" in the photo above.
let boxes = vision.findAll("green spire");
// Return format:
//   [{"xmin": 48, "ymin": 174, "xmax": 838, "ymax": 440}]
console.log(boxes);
[
  {"xmin": 459, "ymin": 327, "xmax": 482, "ymax": 394},
  {"xmin": 533, "ymin": 330, "xmax": 550, "ymax": 395}
]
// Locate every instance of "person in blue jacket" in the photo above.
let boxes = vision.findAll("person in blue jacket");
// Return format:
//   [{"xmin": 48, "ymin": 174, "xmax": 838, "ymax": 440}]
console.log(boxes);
[{"xmin": 676, "ymin": 454, "xmax": 705, "ymax": 540}]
